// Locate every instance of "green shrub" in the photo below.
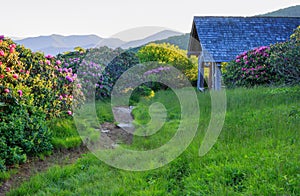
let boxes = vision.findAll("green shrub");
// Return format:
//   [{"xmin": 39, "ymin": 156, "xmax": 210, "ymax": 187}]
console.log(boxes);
[{"xmin": 0, "ymin": 105, "xmax": 52, "ymax": 168}]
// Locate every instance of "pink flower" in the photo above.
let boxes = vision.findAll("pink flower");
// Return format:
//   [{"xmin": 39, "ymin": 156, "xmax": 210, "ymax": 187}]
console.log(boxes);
[
  {"xmin": 56, "ymin": 60, "xmax": 62, "ymax": 65},
  {"xmin": 9, "ymin": 44, "xmax": 16, "ymax": 53},
  {"xmin": 236, "ymin": 59, "xmax": 240, "ymax": 63},
  {"xmin": 45, "ymin": 54, "xmax": 53, "ymax": 59},
  {"xmin": 17, "ymin": 90, "xmax": 23, "ymax": 97},
  {"xmin": 65, "ymin": 76, "xmax": 73, "ymax": 82},
  {"xmin": 46, "ymin": 60, "xmax": 51, "ymax": 65},
  {"xmin": 69, "ymin": 95, "xmax": 73, "ymax": 99},
  {"xmin": 0, "ymin": 50, "xmax": 5, "ymax": 56},
  {"xmin": 0, "ymin": 75, "xmax": 4, "ymax": 79},
  {"xmin": 67, "ymin": 110, "xmax": 72, "ymax": 115},
  {"xmin": 6, "ymin": 67, "xmax": 11, "ymax": 72},
  {"xmin": 0, "ymin": 62, "xmax": 2, "ymax": 66},
  {"xmin": 9, "ymin": 44, "xmax": 16, "ymax": 49},
  {"xmin": 4, "ymin": 89, "xmax": 9, "ymax": 93},
  {"xmin": 26, "ymin": 70, "xmax": 30, "ymax": 75},
  {"xmin": 12, "ymin": 74, "xmax": 18, "ymax": 79},
  {"xmin": 59, "ymin": 95, "xmax": 63, "ymax": 100}
]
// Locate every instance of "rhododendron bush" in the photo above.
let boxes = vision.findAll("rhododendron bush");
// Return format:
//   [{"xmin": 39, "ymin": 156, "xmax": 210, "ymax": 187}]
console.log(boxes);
[
  {"xmin": 57, "ymin": 47, "xmax": 139, "ymax": 100},
  {"xmin": 223, "ymin": 26, "xmax": 300, "ymax": 87},
  {"xmin": 0, "ymin": 37, "xmax": 84, "ymax": 170}
]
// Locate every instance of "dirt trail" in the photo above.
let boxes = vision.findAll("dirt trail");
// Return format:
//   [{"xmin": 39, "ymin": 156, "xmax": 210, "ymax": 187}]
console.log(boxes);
[
  {"xmin": 0, "ymin": 146, "xmax": 88, "ymax": 195},
  {"xmin": 0, "ymin": 106, "xmax": 135, "ymax": 195}
]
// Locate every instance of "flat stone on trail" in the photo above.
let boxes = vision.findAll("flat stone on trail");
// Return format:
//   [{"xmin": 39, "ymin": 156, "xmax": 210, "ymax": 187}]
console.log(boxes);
[
  {"xmin": 112, "ymin": 106, "xmax": 135, "ymax": 134},
  {"xmin": 99, "ymin": 106, "xmax": 135, "ymax": 149}
]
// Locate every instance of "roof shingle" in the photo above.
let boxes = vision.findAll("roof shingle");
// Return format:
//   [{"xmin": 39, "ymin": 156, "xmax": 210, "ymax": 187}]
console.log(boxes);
[{"xmin": 188, "ymin": 16, "xmax": 300, "ymax": 62}]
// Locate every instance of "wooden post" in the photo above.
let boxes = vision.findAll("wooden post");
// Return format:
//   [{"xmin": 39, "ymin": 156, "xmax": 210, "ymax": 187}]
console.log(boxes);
[
  {"xmin": 211, "ymin": 62, "xmax": 215, "ymax": 90},
  {"xmin": 208, "ymin": 63, "xmax": 212, "ymax": 89},
  {"xmin": 197, "ymin": 53, "xmax": 205, "ymax": 91},
  {"xmin": 214, "ymin": 63, "xmax": 222, "ymax": 90}
]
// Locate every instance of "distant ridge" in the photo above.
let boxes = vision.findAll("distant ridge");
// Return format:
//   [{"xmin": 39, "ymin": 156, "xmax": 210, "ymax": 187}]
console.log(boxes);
[
  {"xmin": 120, "ymin": 30, "xmax": 183, "ymax": 49},
  {"xmin": 259, "ymin": 5, "xmax": 300, "ymax": 17},
  {"xmin": 14, "ymin": 30, "xmax": 183, "ymax": 55}
]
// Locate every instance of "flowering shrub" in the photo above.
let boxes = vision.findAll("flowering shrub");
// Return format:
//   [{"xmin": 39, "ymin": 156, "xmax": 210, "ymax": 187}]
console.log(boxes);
[
  {"xmin": 56, "ymin": 48, "xmax": 86, "ymax": 73},
  {"xmin": 58, "ymin": 47, "xmax": 139, "ymax": 100},
  {"xmin": 17, "ymin": 46, "xmax": 84, "ymax": 118},
  {"xmin": 223, "ymin": 46, "xmax": 272, "ymax": 87},
  {"xmin": 76, "ymin": 60, "xmax": 106, "ymax": 100},
  {"xmin": 0, "ymin": 37, "xmax": 86, "ymax": 171},
  {"xmin": 268, "ymin": 26, "xmax": 300, "ymax": 86},
  {"xmin": 0, "ymin": 37, "xmax": 52, "ymax": 170},
  {"xmin": 223, "ymin": 26, "xmax": 300, "ymax": 88},
  {"xmin": 99, "ymin": 51, "xmax": 139, "ymax": 98},
  {"xmin": 54, "ymin": 65, "xmax": 84, "ymax": 116}
]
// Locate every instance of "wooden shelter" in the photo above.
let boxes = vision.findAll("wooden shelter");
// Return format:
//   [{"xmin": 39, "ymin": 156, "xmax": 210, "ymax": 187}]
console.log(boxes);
[{"xmin": 187, "ymin": 16, "xmax": 300, "ymax": 91}]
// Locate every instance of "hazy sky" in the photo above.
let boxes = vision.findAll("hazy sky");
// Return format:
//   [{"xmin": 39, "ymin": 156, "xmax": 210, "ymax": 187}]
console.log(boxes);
[{"xmin": 2, "ymin": 0, "xmax": 299, "ymax": 40}]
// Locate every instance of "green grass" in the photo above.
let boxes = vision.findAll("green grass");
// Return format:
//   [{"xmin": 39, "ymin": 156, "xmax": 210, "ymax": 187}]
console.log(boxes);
[
  {"xmin": 8, "ymin": 86, "xmax": 300, "ymax": 195},
  {"xmin": 49, "ymin": 100, "xmax": 114, "ymax": 149}
]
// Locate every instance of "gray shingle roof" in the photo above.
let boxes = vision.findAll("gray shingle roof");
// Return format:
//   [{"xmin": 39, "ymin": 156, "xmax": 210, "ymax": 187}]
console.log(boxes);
[{"xmin": 188, "ymin": 16, "xmax": 300, "ymax": 62}]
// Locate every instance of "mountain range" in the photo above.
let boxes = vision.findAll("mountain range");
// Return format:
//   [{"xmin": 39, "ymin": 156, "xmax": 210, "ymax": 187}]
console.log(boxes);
[
  {"xmin": 13, "ymin": 5, "xmax": 300, "ymax": 55},
  {"xmin": 15, "ymin": 30, "xmax": 182, "ymax": 55}
]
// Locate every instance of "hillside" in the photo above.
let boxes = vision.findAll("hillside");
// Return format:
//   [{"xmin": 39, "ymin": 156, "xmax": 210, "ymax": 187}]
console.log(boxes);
[
  {"xmin": 260, "ymin": 5, "xmax": 300, "ymax": 17},
  {"xmin": 152, "ymin": 33, "xmax": 190, "ymax": 50},
  {"xmin": 120, "ymin": 30, "xmax": 183, "ymax": 49}
]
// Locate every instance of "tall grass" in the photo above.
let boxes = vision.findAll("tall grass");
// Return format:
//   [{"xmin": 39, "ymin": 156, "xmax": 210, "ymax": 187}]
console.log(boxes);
[{"xmin": 8, "ymin": 86, "xmax": 300, "ymax": 195}]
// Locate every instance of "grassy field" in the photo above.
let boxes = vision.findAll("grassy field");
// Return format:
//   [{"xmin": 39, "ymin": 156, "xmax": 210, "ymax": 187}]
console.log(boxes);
[{"xmin": 8, "ymin": 86, "xmax": 300, "ymax": 195}]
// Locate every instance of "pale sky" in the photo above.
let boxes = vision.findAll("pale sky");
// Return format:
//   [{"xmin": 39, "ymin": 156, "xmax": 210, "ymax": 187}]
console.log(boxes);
[{"xmin": 2, "ymin": 0, "xmax": 300, "ymax": 41}]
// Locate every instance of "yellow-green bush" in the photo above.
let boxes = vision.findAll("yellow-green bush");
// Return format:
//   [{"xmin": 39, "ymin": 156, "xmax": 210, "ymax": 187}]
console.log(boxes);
[{"xmin": 137, "ymin": 43, "xmax": 196, "ymax": 83}]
